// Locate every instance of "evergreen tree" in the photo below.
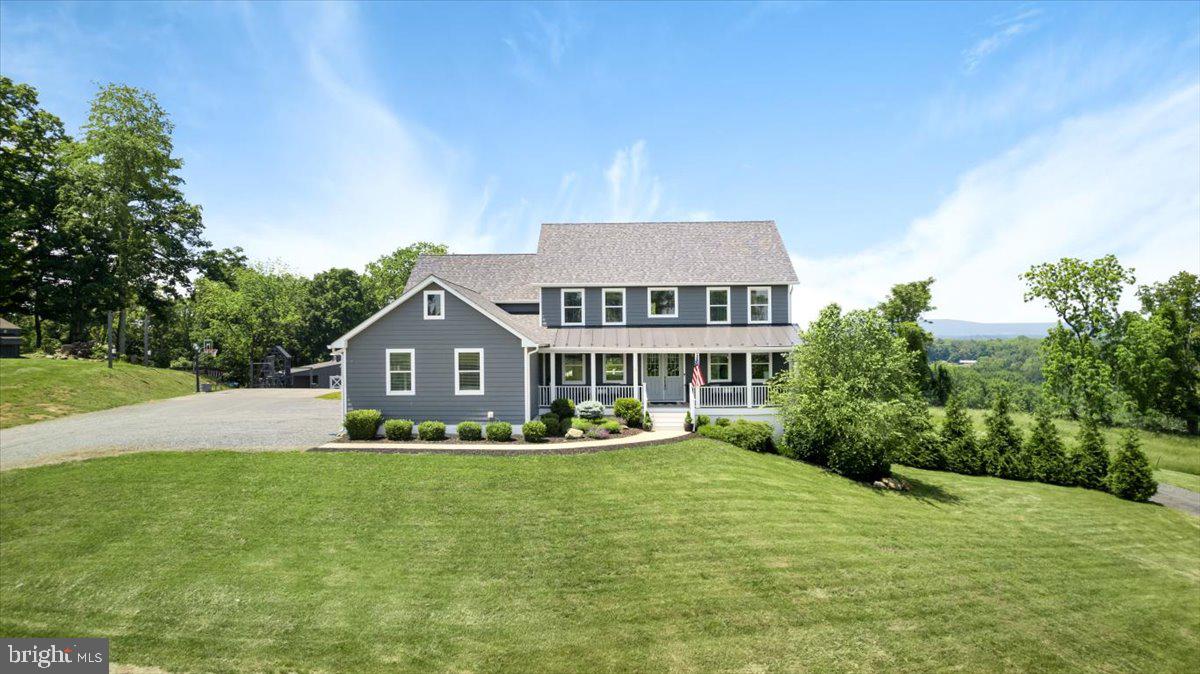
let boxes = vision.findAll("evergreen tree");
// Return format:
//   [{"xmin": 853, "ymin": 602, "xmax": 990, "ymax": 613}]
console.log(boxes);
[
  {"xmin": 981, "ymin": 390, "xmax": 1024, "ymax": 478},
  {"xmin": 1072, "ymin": 420, "xmax": 1110, "ymax": 490},
  {"xmin": 1107, "ymin": 430, "xmax": 1158, "ymax": 502},
  {"xmin": 941, "ymin": 393, "xmax": 983, "ymax": 475},
  {"xmin": 1024, "ymin": 405, "xmax": 1071, "ymax": 485}
]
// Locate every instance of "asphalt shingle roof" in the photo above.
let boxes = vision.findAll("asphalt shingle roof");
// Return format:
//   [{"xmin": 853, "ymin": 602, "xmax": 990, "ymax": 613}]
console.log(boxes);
[{"xmin": 405, "ymin": 254, "xmax": 542, "ymax": 303}]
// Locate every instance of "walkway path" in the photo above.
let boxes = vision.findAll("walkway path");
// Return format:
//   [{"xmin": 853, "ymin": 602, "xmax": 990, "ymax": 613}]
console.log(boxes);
[{"xmin": 1151, "ymin": 483, "xmax": 1200, "ymax": 517}]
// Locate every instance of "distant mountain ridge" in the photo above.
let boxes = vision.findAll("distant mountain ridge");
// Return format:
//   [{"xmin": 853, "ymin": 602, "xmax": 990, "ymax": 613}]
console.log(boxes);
[{"xmin": 927, "ymin": 319, "xmax": 1054, "ymax": 339}]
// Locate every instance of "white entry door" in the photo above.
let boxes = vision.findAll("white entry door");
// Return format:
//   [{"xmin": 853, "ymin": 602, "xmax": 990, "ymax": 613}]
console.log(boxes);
[{"xmin": 643, "ymin": 354, "xmax": 685, "ymax": 403}]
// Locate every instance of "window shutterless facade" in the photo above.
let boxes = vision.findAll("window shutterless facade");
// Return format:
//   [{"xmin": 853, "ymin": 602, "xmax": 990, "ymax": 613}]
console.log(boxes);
[
  {"xmin": 751, "ymin": 353, "xmax": 772, "ymax": 382},
  {"xmin": 561, "ymin": 289, "xmax": 585, "ymax": 325},
  {"xmin": 385, "ymin": 348, "xmax": 415, "ymax": 395},
  {"xmin": 603, "ymin": 354, "xmax": 625, "ymax": 383},
  {"xmin": 454, "ymin": 348, "xmax": 484, "ymax": 395},
  {"xmin": 748, "ymin": 286, "xmax": 772, "ymax": 324},
  {"xmin": 647, "ymin": 287, "xmax": 678, "ymax": 318},
  {"xmin": 562, "ymin": 354, "xmax": 586, "ymax": 383},
  {"xmin": 423, "ymin": 290, "xmax": 444, "ymax": 320},
  {"xmin": 708, "ymin": 353, "xmax": 731, "ymax": 382},
  {"xmin": 602, "ymin": 288, "xmax": 625, "ymax": 325},
  {"xmin": 707, "ymin": 287, "xmax": 730, "ymax": 324}
]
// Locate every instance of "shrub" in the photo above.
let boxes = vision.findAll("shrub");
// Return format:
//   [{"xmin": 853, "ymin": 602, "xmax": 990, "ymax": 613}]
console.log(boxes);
[
  {"xmin": 889, "ymin": 408, "xmax": 943, "ymax": 470},
  {"xmin": 643, "ymin": 412, "xmax": 653, "ymax": 431},
  {"xmin": 577, "ymin": 400, "xmax": 604, "ymax": 420},
  {"xmin": 550, "ymin": 397, "xmax": 576, "ymax": 419},
  {"xmin": 779, "ymin": 422, "xmax": 826, "ymax": 464},
  {"xmin": 684, "ymin": 411, "xmax": 693, "ymax": 431},
  {"xmin": 725, "ymin": 420, "xmax": 774, "ymax": 453},
  {"xmin": 941, "ymin": 394, "xmax": 983, "ymax": 475},
  {"xmin": 981, "ymin": 391, "xmax": 1025, "ymax": 478},
  {"xmin": 486, "ymin": 421, "xmax": 513, "ymax": 442},
  {"xmin": 383, "ymin": 419, "xmax": 413, "ymax": 441},
  {"xmin": 586, "ymin": 427, "xmax": 610, "ymax": 440},
  {"xmin": 456, "ymin": 421, "xmax": 482, "ymax": 441},
  {"xmin": 417, "ymin": 420, "xmax": 446, "ymax": 441},
  {"xmin": 697, "ymin": 424, "xmax": 727, "ymax": 441},
  {"xmin": 1073, "ymin": 420, "xmax": 1109, "ymax": 490},
  {"xmin": 1024, "ymin": 406, "xmax": 1072, "ymax": 485},
  {"xmin": 539, "ymin": 413, "xmax": 561, "ymax": 437},
  {"xmin": 521, "ymin": 420, "xmax": 547, "ymax": 443},
  {"xmin": 344, "ymin": 409, "xmax": 382, "ymax": 440},
  {"xmin": 1107, "ymin": 430, "xmax": 1157, "ymax": 502},
  {"xmin": 613, "ymin": 398, "xmax": 642, "ymax": 424},
  {"xmin": 715, "ymin": 417, "xmax": 731, "ymax": 427},
  {"xmin": 570, "ymin": 417, "xmax": 593, "ymax": 432},
  {"xmin": 602, "ymin": 420, "xmax": 621, "ymax": 433},
  {"xmin": 696, "ymin": 414, "xmax": 711, "ymax": 428}
]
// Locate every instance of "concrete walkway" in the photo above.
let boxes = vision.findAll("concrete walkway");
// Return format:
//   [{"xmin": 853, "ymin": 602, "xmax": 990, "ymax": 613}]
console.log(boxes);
[
  {"xmin": 1151, "ymin": 483, "xmax": 1200, "ymax": 517},
  {"xmin": 316, "ymin": 429, "xmax": 690, "ymax": 455}
]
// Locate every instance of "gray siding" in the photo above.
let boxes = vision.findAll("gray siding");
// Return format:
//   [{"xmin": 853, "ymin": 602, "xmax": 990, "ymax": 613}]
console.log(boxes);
[
  {"xmin": 345, "ymin": 283, "xmax": 529, "ymax": 424},
  {"xmin": 541, "ymin": 285, "xmax": 791, "ymax": 327}
]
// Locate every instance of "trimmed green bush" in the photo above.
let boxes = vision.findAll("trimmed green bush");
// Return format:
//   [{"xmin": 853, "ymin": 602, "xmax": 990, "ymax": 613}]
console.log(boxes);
[
  {"xmin": 457, "ymin": 421, "xmax": 482, "ymax": 441},
  {"xmin": 601, "ymin": 420, "xmax": 621, "ymax": 433},
  {"xmin": 684, "ymin": 411, "xmax": 693, "ymax": 431},
  {"xmin": 696, "ymin": 414, "xmax": 711, "ymax": 428},
  {"xmin": 578, "ymin": 400, "xmax": 604, "ymax": 420},
  {"xmin": 642, "ymin": 412, "xmax": 653, "ymax": 431},
  {"xmin": 521, "ymin": 420, "xmax": 547, "ymax": 443},
  {"xmin": 417, "ymin": 420, "xmax": 446, "ymax": 441},
  {"xmin": 698, "ymin": 420, "xmax": 774, "ymax": 453},
  {"xmin": 715, "ymin": 417, "xmax": 731, "ymax": 427},
  {"xmin": 1074, "ymin": 421, "xmax": 1109, "ymax": 490},
  {"xmin": 613, "ymin": 398, "xmax": 642, "ymax": 425},
  {"xmin": 383, "ymin": 419, "xmax": 413, "ymax": 441},
  {"xmin": 1025, "ymin": 406, "xmax": 1072, "ymax": 485},
  {"xmin": 344, "ymin": 409, "xmax": 382, "ymax": 440},
  {"xmin": 550, "ymin": 397, "xmax": 575, "ymax": 419},
  {"xmin": 941, "ymin": 394, "xmax": 983, "ymax": 475},
  {"xmin": 981, "ymin": 391, "xmax": 1024, "ymax": 478},
  {"xmin": 1107, "ymin": 430, "xmax": 1157, "ymax": 502},
  {"xmin": 486, "ymin": 421, "xmax": 513, "ymax": 442},
  {"xmin": 539, "ymin": 413, "xmax": 561, "ymax": 437},
  {"xmin": 570, "ymin": 417, "xmax": 592, "ymax": 432}
]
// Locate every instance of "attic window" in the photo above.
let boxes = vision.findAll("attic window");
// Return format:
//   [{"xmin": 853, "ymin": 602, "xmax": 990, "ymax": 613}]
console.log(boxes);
[{"xmin": 424, "ymin": 290, "xmax": 444, "ymax": 320}]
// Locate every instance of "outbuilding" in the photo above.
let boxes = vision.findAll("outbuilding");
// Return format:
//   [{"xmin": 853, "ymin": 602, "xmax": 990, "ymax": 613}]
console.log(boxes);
[{"xmin": 0, "ymin": 317, "xmax": 21, "ymax": 358}]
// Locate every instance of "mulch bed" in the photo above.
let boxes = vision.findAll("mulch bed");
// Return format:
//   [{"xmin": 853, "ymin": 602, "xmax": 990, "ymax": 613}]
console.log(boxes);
[{"xmin": 310, "ymin": 429, "xmax": 695, "ymax": 457}]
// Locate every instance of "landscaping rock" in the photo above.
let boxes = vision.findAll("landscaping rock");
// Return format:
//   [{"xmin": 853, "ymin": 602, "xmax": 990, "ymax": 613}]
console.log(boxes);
[
  {"xmin": 872, "ymin": 477, "xmax": 911, "ymax": 491},
  {"xmin": 565, "ymin": 428, "xmax": 584, "ymax": 439}
]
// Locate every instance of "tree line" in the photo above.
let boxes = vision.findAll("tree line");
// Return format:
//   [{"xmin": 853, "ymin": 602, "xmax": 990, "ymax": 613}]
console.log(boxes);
[{"xmin": 1, "ymin": 77, "xmax": 447, "ymax": 381}]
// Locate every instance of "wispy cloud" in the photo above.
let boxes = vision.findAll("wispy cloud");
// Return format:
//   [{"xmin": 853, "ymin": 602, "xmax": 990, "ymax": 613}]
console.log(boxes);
[
  {"xmin": 963, "ymin": 7, "xmax": 1043, "ymax": 73},
  {"xmin": 605, "ymin": 140, "xmax": 662, "ymax": 221},
  {"xmin": 503, "ymin": 3, "xmax": 583, "ymax": 84},
  {"xmin": 793, "ymin": 83, "xmax": 1200, "ymax": 324}
]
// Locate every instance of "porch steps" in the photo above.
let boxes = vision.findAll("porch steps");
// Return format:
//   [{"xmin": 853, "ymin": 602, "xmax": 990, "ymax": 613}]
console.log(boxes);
[{"xmin": 647, "ymin": 407, "xmax": 690, "ymax": 432}]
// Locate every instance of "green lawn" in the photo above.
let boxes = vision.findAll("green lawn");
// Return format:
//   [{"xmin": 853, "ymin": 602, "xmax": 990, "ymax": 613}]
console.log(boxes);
[
  {"xmin": 931, "ymin": 407, "xmax": 1200, "ymax": 489},
  {"xmin": 315, "ymin": 390, "xmax": 341, "ymax": 400},
  {"xmin": 0, "ymin": 357, "xmax": 209, "ymax": 429},
  {"xmin": 2, "ymin": 442, "xmax": 1197, "ymax": 672}
]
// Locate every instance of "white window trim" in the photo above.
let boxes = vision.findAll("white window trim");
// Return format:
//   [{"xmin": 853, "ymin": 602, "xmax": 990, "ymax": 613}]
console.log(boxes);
[
  {"xmin": 602, "ymin": 287, "xmax": 626, "ymax": 326},
  {"xmin": 707, "ymin": 353, "xmax": 732, "ymax": 383},
  {"xmin": 748, "ymin": 286, "xmax": 772, "ymax": 324},
  {"xmin": 647, "ymin": 286, "xmax": 679, "ymax": 319},
  {"xmin": 603, "ymin": 354, "xmax": 625, "ymax": 383},
  {"xmin": 385, "ymin": 348, "xmax": 415, "ymax": 396},
  {"xmin": 706, "ymin": 286, "xmax": 730, "ymax": 325},
  {"xmin": 750, "ymin": 353, "xmax": 773, "ymax": 383},
  {"xmin": 454, "ymin": 348, "xmax": 484, "ymax": 396},
  {"xmin": 562, "ymin": 353, "xmax": 586, "ymax": 384},
  {"xmin": 423, "ymin": 290, "xmax": 445, "ymax": 320},
  {"xmin": 561, "ymin": 288, "xmax": 585, "ymax": 326}
]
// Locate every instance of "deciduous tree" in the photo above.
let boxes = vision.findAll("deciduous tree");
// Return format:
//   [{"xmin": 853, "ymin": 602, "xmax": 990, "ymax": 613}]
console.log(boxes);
[{"xmin": 362, "ymin": 242, "xmax": 447, "ymax": 310}]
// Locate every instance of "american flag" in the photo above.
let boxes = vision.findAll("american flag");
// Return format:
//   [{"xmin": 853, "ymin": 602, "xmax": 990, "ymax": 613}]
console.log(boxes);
[{"xmin": 690, "ymin": 353, "xmax": 705, "ymax": 388}]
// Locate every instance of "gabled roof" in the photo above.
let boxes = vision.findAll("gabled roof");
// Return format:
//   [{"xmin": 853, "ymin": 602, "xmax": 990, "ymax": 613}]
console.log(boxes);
[{"xmin": 405, "ymin": 254, "xmax": 542, "ymax": 303}]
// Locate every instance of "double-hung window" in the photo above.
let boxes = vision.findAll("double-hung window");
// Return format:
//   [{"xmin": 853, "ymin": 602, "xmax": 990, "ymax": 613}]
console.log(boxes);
[
  {"xmin": 648, "ymin": 287, "xmax": 678, "ymax": 318},
  {"xmin": 602, "ymin": 288, "xmax": 625, "ymax": 325},
  {"xmin": 707, "ymin": 287, "xmax": 730, "ymax": 324},
  {"xmin": 562, "ymin": 354, "xmax": 585, "ymax": 383},
  {"xmin": 454, "ymin": 348, "xmax": 484, "ymax": 395},
  {"xmin": 708, "ymin": 353, "xmax": 732, "ymax": 382},
  {"xmin": 603, "ymin": 354, "xmax": 625, "ymax": 383},
  {"xmin": 751, "ymin": 354, "xmax": 772, "ymax": 382},
  {"xmin": 386, "ymin": 349, "xmax": 414, "ymax": 395},
  {"xmin": 561, "ymin": 289, "xmax": 585, "ymax": 325},
  {"xmin": 748, "ymin": 287, "xmax": 772, "ymax": 324},
  {"xmin": 424, "ymin": 290, "xmax": 444, "ymax": 320}
]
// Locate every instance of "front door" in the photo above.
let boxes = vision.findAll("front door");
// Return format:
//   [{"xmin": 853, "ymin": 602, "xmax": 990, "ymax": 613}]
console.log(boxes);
[{"xmin": 643, "ymin": 353, "xmax": 686, "ymax": 403}]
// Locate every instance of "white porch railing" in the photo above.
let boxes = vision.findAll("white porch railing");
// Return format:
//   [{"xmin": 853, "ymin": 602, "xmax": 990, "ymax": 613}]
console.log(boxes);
[
  {"xmin": 597, "ymin": 385, "xmax": 639, "ymax": 406},
  {"xmin": 539, "ymin": 384, "xmax": 643, "ymax": 407},
  {"xmin": 693, "ymin": 384, "xmax": 772, "ymax": 409}
]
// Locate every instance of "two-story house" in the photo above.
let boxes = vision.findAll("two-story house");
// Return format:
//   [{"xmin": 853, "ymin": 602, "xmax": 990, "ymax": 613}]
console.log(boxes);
[{"xmin": 329, "ymin": 221, "xmax": 799, "ymax": 431}]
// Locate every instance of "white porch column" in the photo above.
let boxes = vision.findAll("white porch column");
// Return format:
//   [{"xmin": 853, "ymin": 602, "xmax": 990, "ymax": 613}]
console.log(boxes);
[
  {"xmin": 745, "ymin": 351, "xmax": 752, "ymax": 407},
  {"xmin": 549, "ymin": 353, "xmax": 557, "ymax": 402},
  {"xmin": 590, "ymin": 352, "xmax": 597, "ymax": 401},
  {"xmin": 633, "ymin": 352, "xmax": 640, "ymax": 401}
]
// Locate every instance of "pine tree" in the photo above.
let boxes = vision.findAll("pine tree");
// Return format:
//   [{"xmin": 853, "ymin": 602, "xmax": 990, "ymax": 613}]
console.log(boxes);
[
  {"xmin": 941, "ymin": 393, "xmax": 983, "ymax": 475},
  {"xmin": 1072, "ymin": 420, "xmax": 1109, "ymax": 490},
  {"xmin": 1107, "ymin": 430, "xmax": 1158, "ymax": 502},
  {"xmin": 981, "ymin": 390, "xmax": 1024, "ymax": 478},
  {"xmin": 1024, "ymin": 405, "xmax": 1072, "ymax": 485}
]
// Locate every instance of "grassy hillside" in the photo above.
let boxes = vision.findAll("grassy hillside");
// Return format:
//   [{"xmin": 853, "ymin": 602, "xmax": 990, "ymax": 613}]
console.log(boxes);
[
  {"xmin": 2, "ymin": 442, "xmax": 1196, "ymax": 672},
  {"xmin": 0, "ymin": 357, "xmax": 206, "ymax": 429}
]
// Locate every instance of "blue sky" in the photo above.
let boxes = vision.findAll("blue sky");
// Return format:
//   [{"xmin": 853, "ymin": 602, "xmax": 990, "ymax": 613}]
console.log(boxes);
[{"xmin": 2, "ymin": 1, "xmax": 1198, "ymax": 321}]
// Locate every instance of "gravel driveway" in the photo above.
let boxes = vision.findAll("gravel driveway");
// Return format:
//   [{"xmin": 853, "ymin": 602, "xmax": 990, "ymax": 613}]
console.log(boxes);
[{"xmin": 0, "ymin": 389, "xmax": 342, "ymax": 470}]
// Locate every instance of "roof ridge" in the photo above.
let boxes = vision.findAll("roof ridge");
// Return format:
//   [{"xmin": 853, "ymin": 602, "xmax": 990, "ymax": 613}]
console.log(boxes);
[
  {"xmin": 415, "ymin": 252, "xmax": 537, "ymax": 257},
  {"xmin": 540, "ymin": 220, "xmax": 774, "ymax": 226}
]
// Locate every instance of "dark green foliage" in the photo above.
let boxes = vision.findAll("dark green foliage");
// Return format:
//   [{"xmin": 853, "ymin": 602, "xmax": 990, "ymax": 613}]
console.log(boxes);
[
  {"xmin": 928, "ymin": 337, "xmax": 1043, "ymax": 411},
  {"xmin": 570, "ymin": 418, "xmax": 592, "ymax": 432},
  {"xmin": 930, "ymin": 363, "xmax": 953, "ymax": 406},
  {"xmin": 550, "ymin": 398, "xmax": 575, "ymax": 420},
  {"xmin": 826, "ymin": 415, "xmax": 891, "ymax": 481},
  {"xmin": 1107, "ymin": 430, "xmax": 1158, "ymax": 502},
  {"xmin": 577, "ymin": 400, "xmax": 604, "ymax": 420},
  {"xmin": 684, "ymin": 411, "xmax": 692, "ymax": 431},
  {"xmin": 941, "ymin": 394, "xmax": 983, "ymax": 475},
  {"xmin": 344, "ymin": 410, "xmax": 382, "ymax": 440},
  {"xmin": 612, "ymin": 398, "xmax": 642, "ymax": 424},
  {"xmin": 521, "ymin": 420, "xmax": 546, "ymax": 443},
  {"xmin": 696, "ymin": 414, "xmax": 711, "ymax": 428},
  {"xmin": 602, "ymin": 420, "xmax": 621, "ymax": 433},
  {"xmin": 713, "ymin": 420, "xmax": 775, "ymax": 453},
  {"xmin": 1073, "ymin": 421, "xmax": 1109, "ymax": 490},
  {"xmin": 1119, "ymin": 272, "xmax": 1200, "ymax": 434},
  {"xmin": 418, "ymin": 420, "xmax": 446, "ymax": 441},
  {"xmin": 891, "ymin": 427, "xmax": 944, "ymax": 471},
  {"xmin": 383, "ymin": 419, "xmax": 413, "ymax": 441},
  {"xmin": 715, "ymin": 417, "xmax": 731, "ymax": 427},
  {"xmin": 486, "ymin": 422, "xmax": 513, "ymax": 442},
  {"xmin": 1024, "ymin": 406, "xmax": 1072, "ymax": 485},
  {"xmin": 299, "ymin": 268, "xmax": 370, "ymax": 363},
  {"xmin": 642, "ymin": 412, "xmax": 653, "ymax": 431},
  {"xmin": 981, "ymin": 391, "xmax": 1024, "ymax": 478},
  {"xmin": 456, "ymin": 421, "xmax": 482, "ymax": 441},
  {"xmin": 362, "ymin": 242, "xmax": 448, "ymax": 310},
  {"xmin": 539, "ymin": 413, "xmax": 561, "ymax": 437},
  {"xmin": 779, "ymin": 424, "xmax": 826, "ymax": 464}
]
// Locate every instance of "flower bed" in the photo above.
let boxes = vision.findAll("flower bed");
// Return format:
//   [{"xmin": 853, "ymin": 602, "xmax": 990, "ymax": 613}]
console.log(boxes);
[{"xmin": 339, "ymin": 412, "xmax": 643, "ymax": 445}]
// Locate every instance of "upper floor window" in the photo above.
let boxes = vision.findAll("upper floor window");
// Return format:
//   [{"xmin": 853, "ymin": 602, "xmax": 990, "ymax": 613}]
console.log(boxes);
[
  {"xmin": 454, "ymin": 348, "xmax": 484, "ymax": 395},
  {"xmin": 751, "ymin": 353, "xmax": 772, "ymax": 382},
  {"xmin": 707, "ymin": 287, "xmax": 730, "ymax": 324},
  {"xmin": 386, "ymin": 348, "xmax": 415, "ymax": 395},
  {"xmin": 647, "ymin": 287, "xmax": 678, "ymax": 318},
  {"xmin": 603, "ymin": 288, "xmax": 625, "ymax": 325},
  {"xmin": 561, "ymin": 289, "xmax": 584, "ymax": 325},
  {"xmin": 748, "ymin": 287, "xmax": 771, "ymax": 323},
  {"xmin": 424, "ymin": 290, "xmax": 444, "ymax": 320}
]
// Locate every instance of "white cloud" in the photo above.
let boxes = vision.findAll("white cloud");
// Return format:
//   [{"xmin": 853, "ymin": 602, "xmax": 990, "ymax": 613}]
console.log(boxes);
[
  {"xmin": 605, "ymin": 140, "xmax": 662, "ymax": 221},
  {"xmin": 792, "ymin": 83, "xmax": 1200, "ymax": 326},
  {"xmin": 963, "ymin": 7, "xmax": 1042, "ymax": 73}
]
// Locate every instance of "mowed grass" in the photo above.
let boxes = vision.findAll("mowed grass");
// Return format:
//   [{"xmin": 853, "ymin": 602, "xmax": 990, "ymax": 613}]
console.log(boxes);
[
  {"xmin": 931, "ymin": 407, "xmax": 1200, "ymax": 489},
  {"xmin": 0, "ymin": 357, "xmax": 208, "ymax": 429},
  {"xmin": 2, "ymin": 441, "xmax": 1197, "ymax": 673},
  {"xmin": 315, "ymin": 390, "xmax": 341, "ymax": 400}
]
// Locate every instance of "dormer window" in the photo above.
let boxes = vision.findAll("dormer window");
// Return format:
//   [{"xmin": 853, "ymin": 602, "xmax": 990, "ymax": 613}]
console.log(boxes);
[
  {"xmin": 424, "ymin": 290, "xmax": 444, "ymax": 320},
  {"xmin": 603, "ymin": 288, "xmax": 625, "ymax": 325},
  {"xmin": 561, "ymin": 289, "xmax": 584, "ymax": 325},
  {"xmin": 748, "ymin": 287, "xmax": 771, "ymax": 324},
  {"xmin": 647, "ymin": 287, "xmax": 678, "ymax": 318}
]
